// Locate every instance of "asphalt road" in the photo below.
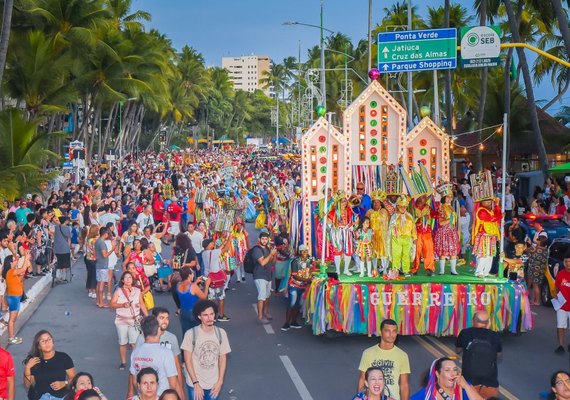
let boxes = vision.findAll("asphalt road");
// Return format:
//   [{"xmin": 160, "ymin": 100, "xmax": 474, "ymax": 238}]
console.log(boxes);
[{"xmin": 6, "ymin": 224, "xmax": 569, "ymax": 399}]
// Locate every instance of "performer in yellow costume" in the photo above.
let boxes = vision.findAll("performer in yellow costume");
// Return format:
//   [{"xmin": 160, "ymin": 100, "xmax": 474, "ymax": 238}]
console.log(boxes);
[
  {"xmin": 388, "ymin": 195, "xmax": 417, "ymax": 277},
  {"xmin": 366, "ymin": 190, "xmax": 390, "ymax": 273}
]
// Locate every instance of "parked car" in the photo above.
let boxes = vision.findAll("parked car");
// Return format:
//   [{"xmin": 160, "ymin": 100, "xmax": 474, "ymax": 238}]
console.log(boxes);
[{"xmin": 542, "ymin": 237, "xmax": 570, "ymax": 306}]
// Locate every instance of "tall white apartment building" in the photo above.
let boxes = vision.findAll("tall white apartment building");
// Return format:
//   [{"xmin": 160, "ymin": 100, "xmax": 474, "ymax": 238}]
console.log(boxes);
[{"xmin": 222, "ymin": 55, "xmax": 273, "ymax": 96}]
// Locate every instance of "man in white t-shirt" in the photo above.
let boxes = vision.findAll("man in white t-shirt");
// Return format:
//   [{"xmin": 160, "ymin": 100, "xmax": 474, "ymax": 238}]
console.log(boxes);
[
  {"xmin": 128, "ymin": 316, "xmax": 182, "ymax": 398},
  {"xmin": 135, "ymin": 307, "xmax": 183, "ymax": 393},
  {"xmin": 186, "ymin": 222, "xmax": 204, "ymax": 274},
  {"xmin": 181, "ymin": 300, "xmax": 231, "ymax": 400}
]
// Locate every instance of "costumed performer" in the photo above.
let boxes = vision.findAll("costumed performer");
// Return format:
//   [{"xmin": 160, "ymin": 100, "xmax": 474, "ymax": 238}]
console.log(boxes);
[
  {"xmin": 313, "ymin": 187, "xmax": 333, "ymax": 260},
  {"xmin": 388, "ymin": 195, "xmax": 417, "ymax": 277},
  {"xmin": 434, "ymin": 182, "xmax": 461, "ymax": 275},
  {"xmin": 411, "ymin": 194, "xmax": 436, "ymax": 276},
  {"xmin": 230, "ymin": 219, "xmax": 249, "ymax": 282},
  {"xmin": 470, "ymin": 171, "xmax": 502, "ymax": 278},
  {"xmin": 281, "ymin": 244, "xmax": 314, "ymax": 331},
  {"xmin": 354, "ymin": 216, "xmax": 374, "ymax": 277},
  {"xmin": 366, "ymin": 191, "xmax": 390, "ymax": 273},
  {"xmin": 328, "ymin": 190, "xmax": 357, "ymax": 276},
  {"xmin": 410, "ymin": 357, "xmax": 484, "ymax": 400},
  {"xmin": 399, "ymin": 163, "xmax": 435, "ymax": 276}
]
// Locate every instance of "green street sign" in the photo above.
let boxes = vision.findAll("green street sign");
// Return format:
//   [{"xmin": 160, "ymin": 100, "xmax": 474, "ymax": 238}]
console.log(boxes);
[{"xmin": 378, "ymin": 28, "xmax": 457, "ymax": 73}]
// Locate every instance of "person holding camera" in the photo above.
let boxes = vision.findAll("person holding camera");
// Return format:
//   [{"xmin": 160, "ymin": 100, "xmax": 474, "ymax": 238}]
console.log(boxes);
[
  {"xmin": 176, "ymin": 267, "xmax": 210, "ymax": 336},
  {"xmin": 252, "ymin": 231, "xmax": 277, "ymax": 324}
]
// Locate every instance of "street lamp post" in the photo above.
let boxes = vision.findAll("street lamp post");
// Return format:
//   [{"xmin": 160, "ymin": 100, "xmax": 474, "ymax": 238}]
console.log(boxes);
[{"xmin": 283, "ymin": 17, "xmax": 334, "ymax": 109}]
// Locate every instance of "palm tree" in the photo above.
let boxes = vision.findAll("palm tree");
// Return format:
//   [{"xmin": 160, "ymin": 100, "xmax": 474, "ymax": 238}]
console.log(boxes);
[
  {"xmin": 0, "ymin": 0, "xmax": 14, "ymax": 89},
  {"xmin": 503, "ymin": 0, "xmax": 550, "ymax": 177},
  {"xmin": 0, "ymin": 109, "xmax": 58, "ymax": 201},
  {"xmin": 534, "ymin": 30, "xmax": 570, "ymax": 110}
]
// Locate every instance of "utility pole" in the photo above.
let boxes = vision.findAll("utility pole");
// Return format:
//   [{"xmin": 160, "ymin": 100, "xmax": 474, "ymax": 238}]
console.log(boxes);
[
  {"xmin": 320, "ymin": 0, "xmax": 326, "ymax": 108},
  {"xmin": 367, "ymin": 0, "xmax": 372, "ymax": 80}
]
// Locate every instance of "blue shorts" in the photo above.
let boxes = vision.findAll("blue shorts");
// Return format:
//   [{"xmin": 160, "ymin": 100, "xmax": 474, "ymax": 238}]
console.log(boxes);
[
  {"xmin": 6, "ymin": 296, "xmax": 21, "ymax": 312},
  {"xmin": 187, "ymin": 384, "xmax": 214, "ymax": 400},
  {"xmin": 287, "ymin": 287, "xmax": 304, "ymax": 309}
]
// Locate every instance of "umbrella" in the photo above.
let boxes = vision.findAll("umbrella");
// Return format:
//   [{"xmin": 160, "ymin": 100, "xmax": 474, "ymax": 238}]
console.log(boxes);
[{"xmin": 549, "ymin": 162, "xmax": 570, "ymax": 173}]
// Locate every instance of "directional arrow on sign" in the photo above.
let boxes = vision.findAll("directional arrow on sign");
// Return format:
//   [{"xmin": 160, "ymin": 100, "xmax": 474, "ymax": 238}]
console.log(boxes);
[
  {"xmin": 382, "ymin": 46, "xmax": 389, "ymax": 59},
  {"xmin": 382, "ymin": 64, "xmax": 389, "ymax": 71}
]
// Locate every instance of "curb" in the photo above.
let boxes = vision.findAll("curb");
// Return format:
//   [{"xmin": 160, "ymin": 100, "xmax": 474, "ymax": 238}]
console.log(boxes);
[{"xmin": 2, "ymin": 275, "xmax": 52, "ymax": 347}]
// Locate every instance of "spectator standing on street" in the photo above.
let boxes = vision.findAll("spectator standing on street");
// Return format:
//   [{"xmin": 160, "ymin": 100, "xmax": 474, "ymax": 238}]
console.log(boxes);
[
  {"xmin": 135, "ymin": 307, "xmax": 184, "ymax": 394},
  {"xmin": 555, "ymin": 251, "xmax": 570, "ymax": 353},
  {"xmin": 185, "ymin": 222, "xmax": 204, "ymax": 276},
  {"xmin": 53, "ymin": 217, "xmax": 73, "ymax": 282},
  {"xmin": 352, "ymin": 367, "xmax": 392, "ymax": 400},
  {"xmin": 64, "ymin": 372, "xmax": 107, "ymax": 400},
  {"xmin": 128, "ymin": 316, "xmax": 182, "ymax": 399},
  {"xmin": 358, "ymin": 319, "xmax": 410, "ymax": 400},
  {"xmin": 0, "ymin": 343, "xmax": 15, "ymax": 400},
  {"xmin": 176, "ymin": 267, "xmax": 210, "ymax": 335},
  {"xmin": 23, "ymin": 330, "xmax": 76, "ymax": 400},
  {"xmin": 252, "ymin": 231, "xmax": 277, "ymax": 324},
  {"xmin": 84, "ymin": 225, "xmax": 99, "ymax": 299},
  {"xmin": 94, "ymin": 227, "xmax": 118, "ymax": 308},
  {"xmin": 455, "ymin": 310, "xmax": 502, "ymax": 398},
  {"xmin": 202, "ymin": 237, "xmax": 231, "ymax": 321},
  {"xmin": 281, "ymin": 244, "xmax": 313, "ymax": 331},
  {"xmin": 110, "ymin": 271, "xmax": 148, "ymax": 370},
  {"xmin": 4, "ymin": 254, "xmax": 28, "ymax": 345},
  {"xmin": 181, "ymin": 300, "xmax": 231, "ymax": 400},
  {"xmin": 132, "ymin": 368, "xmax": 159, "ymax": 400},
  {"xmin": 550, "ymin": 370, "xmax": 570, "ymax": 400}
]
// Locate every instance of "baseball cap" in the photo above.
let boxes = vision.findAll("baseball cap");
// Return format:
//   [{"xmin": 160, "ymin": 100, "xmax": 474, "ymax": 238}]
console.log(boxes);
[{"xmin": 298, "ymin": 244, "xmax": 308, "ymax": 251}]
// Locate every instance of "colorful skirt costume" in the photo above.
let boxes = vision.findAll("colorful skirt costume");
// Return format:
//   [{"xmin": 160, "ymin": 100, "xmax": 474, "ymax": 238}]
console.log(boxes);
[{"xmin": 434, "ymin": 224, "xmax": 460, "ymax": 258}]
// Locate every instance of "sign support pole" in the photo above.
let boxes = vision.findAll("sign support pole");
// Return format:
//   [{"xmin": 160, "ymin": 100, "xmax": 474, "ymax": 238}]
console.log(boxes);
[
  {"xmin": 499, "ymin": 112, "xmax": 507, "ymax": 267},
  {"xmin": 433, "ymin": 70, "xmax": 440, "ymax": 125},
  {"xmin": 407, "ymin": 0, "xmax": 413, "ymax": 129}
]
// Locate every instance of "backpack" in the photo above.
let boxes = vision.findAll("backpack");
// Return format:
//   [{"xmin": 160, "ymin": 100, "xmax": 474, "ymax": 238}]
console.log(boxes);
[
  {"xmin": 243, "ymin": 245, "xmax": 261, "ymax": 274},
  {"xmin": 462, "ymin": 337, "xmax": 497, "ymax": 380},
  {"xmin": 191, "ymin": 325, "xmax": 222, "ymax": 347}
]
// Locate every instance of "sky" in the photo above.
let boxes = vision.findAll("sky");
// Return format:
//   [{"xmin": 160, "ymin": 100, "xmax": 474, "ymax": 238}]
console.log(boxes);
[{"xmin": 134, "ymin": 0, "xmax": 563, "ymax": 113}]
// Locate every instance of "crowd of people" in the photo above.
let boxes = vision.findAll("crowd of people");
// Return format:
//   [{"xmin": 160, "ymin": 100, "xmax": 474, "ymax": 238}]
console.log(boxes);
[{"xmin": 0, "ymin": 146, "xmax": 568, "ymax": 399}]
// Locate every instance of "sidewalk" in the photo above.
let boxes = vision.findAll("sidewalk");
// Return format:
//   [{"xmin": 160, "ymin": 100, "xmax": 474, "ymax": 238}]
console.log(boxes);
[{"xmin": 0, "ymin": 265, "xmax": 68, "ymax": 345}]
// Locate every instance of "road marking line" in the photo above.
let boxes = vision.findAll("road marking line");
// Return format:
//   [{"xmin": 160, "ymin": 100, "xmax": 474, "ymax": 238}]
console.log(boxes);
[
  {"xmin": 531, "ymin": 311, "xmax": 538, "ymax": 316},
  {"xmin": 280, "ymin": 355, "xmax": 314, "ymax": 400},
  {"xmin": 418, "ymin": 336, "xmax": 519, "ymax": 400},
  {"xmin": 251, "ymin": 303, "xmax": 274, "ymax": 334}
]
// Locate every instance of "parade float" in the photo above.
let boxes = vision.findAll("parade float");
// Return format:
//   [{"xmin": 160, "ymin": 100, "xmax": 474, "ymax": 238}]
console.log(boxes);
[{"xmin": 300, "ymin": 79, "xmax": 532, "ymax": 337}]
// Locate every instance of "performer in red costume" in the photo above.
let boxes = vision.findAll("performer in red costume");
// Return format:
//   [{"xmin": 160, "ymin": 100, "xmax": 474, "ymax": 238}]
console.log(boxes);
[{"xmin": 471, "ymin": 171, "xmax": 502, "ymax": 278}]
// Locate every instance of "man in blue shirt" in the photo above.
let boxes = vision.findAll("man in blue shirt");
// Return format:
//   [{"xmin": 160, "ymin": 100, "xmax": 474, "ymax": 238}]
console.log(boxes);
[{"xmin": 15, "ymin": 201, "xmax": 32, "ymax": 226}]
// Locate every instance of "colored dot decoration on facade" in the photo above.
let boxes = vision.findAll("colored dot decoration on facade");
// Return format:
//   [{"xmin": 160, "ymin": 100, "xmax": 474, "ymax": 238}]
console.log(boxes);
[
  {"xmin": 370, "ymin": 154, "xmax": 378, "ymax": 162},
  {"xmin": 370, "ymin": 138, "xmax": 378, "ymax": 146},
  {"xmin": 420, "ymin": 139, "xmax": 427, "ymax": 146},
  {"xmin": 419, "ymin": 148, "xmax": 427, "ymax": 156},
  {"xmin": 370, "ymin": 129, "xmax": 378, "ymax": 136},
  {"xmin": 370, "ymin": 109, "xmax": 377, "ymax": 117},
  {"xmin": 370, "ymin": 120, "xmax": 378, "ymax": 127},
  {"xmin": 370, "ymin": 100, "xmax": 377, "ymax": 108},
  {"xmin": 320, "ymin": 157, "xmax": 327, "ymax": 164},
  {"xmin": 320, "ymin": 166, "xmax": 327, "ymax": 173}
]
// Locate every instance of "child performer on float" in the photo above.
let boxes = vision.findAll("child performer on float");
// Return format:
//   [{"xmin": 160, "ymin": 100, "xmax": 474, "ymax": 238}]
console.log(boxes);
[
  {"xmin": 388, "ymin": 195, "xmax": 417, "ymax": 277},
  {"xmin": 366, "ymin": 191, "xmax": 390, "ymax": 273},
  {"xmin": 328, "ymin": 191, "xmax": 357, "ymax": 276},
  {"xmin": 471, "ymin": 171, "xmax": 502, "ymax": 278},
  {"xmin": 434, "ymin": 183, "xmax": 461, "ymax": 275},
  {"xmin": 354, "ymin": 216, "xmax": 374, "ymax": 277}
]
